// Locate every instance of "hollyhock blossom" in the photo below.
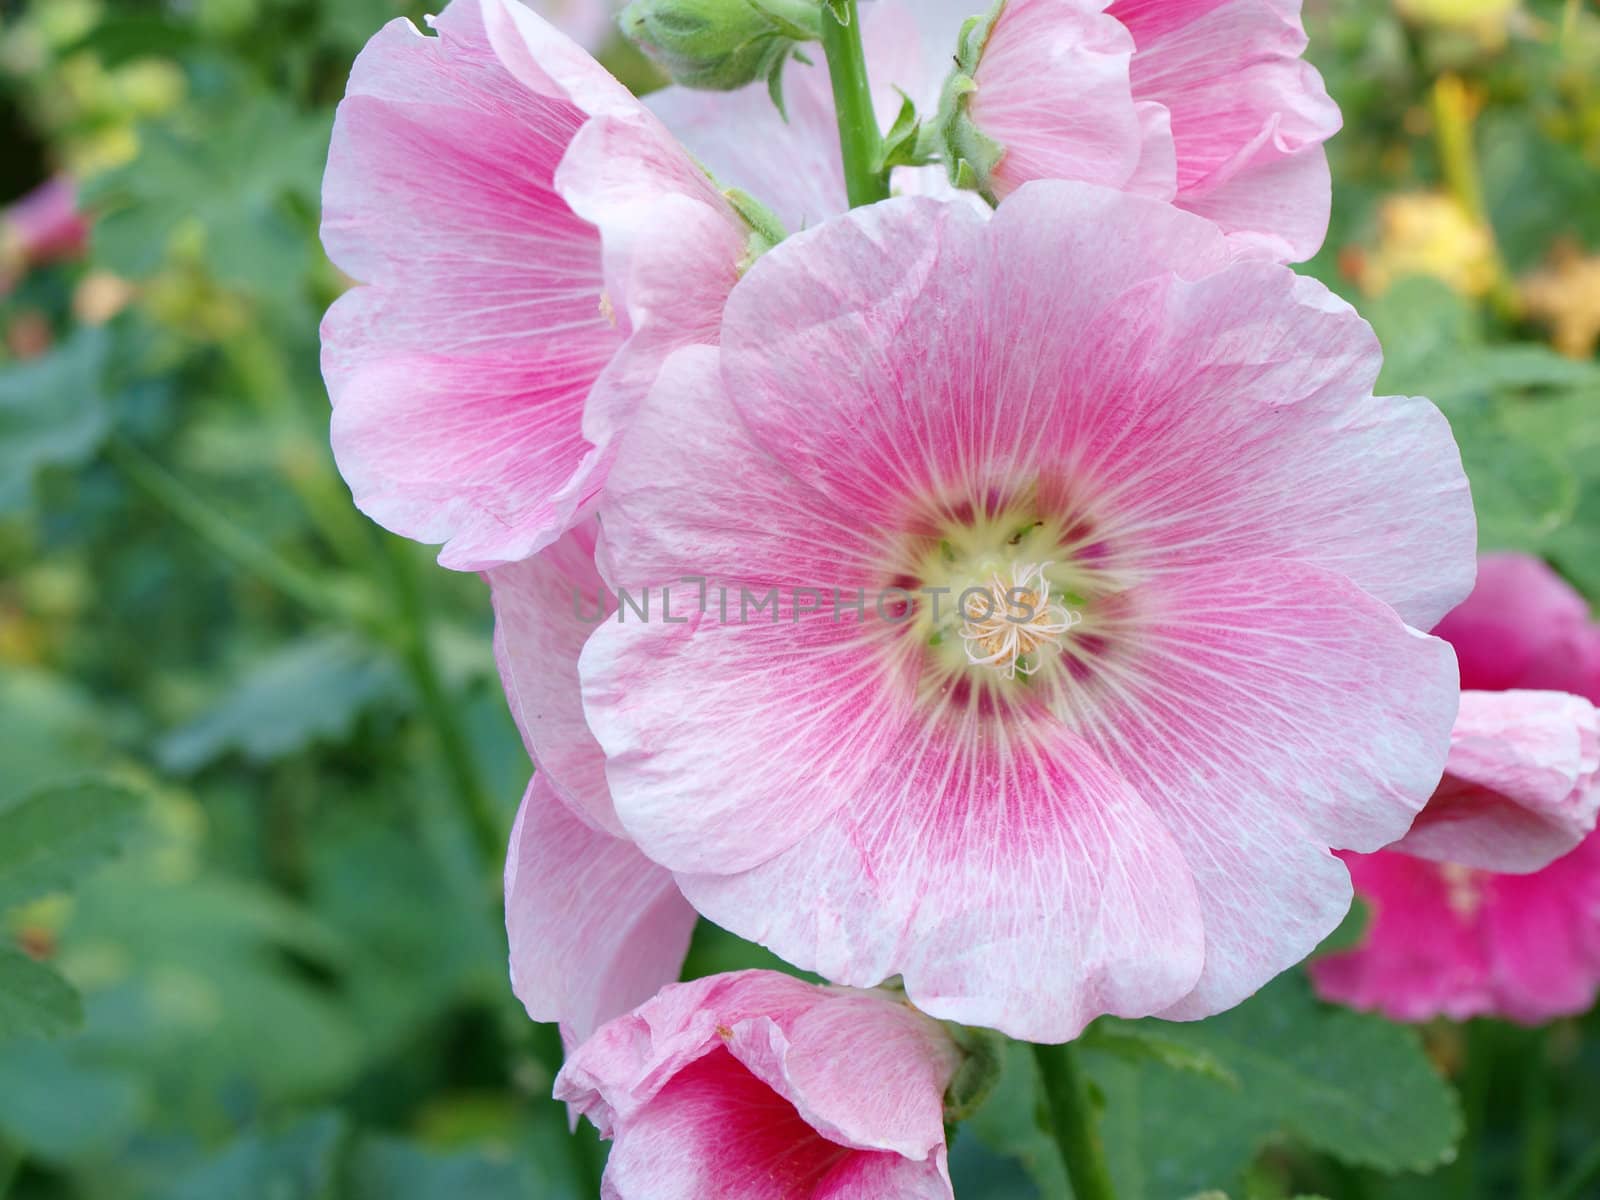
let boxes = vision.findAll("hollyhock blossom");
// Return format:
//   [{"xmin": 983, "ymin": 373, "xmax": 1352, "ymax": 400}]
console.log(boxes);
[
  {"xmin": 0, "ymin": 177, "xmax": 88, "ymax": 292},
  {"xmin": 494, "ymin": 522, "xmax": 697, "ymax": 1040},
  {"xmin": 321, "ymin": 0, "xmax": 748, "ymax": 571},
  {"xmin": 581, "ymin": 182, "xmax": 1475, "ymax": 1042},
  {"xmin": 556, "ymin": 971, "xmax": 960, "ymax": 1199},
  {"xmin": 951, "ymin": 0, "xmax": 1342, "ymax": 260},
  {"xmin": 1312, "ymin": 555, "xmax": 1600, "ymax": 1024}
]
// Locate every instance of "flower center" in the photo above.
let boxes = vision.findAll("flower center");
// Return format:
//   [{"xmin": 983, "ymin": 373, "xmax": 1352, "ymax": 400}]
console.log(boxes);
[
  {"xmin": 1439, "ymin": 863, "xmax": 1486, "ymax": 920},
  {"xmin": 958, "ymin": 563, "xmax": 1080, "ymax": 679}
]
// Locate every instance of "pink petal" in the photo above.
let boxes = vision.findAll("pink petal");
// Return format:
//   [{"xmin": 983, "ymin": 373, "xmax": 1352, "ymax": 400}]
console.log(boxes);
[
  {"xmin": 647, "ymin": 58, "xmax": 850, "ymax": 234},
  {"xmin": 1398, "ymin": 690, "xmax": 1600, "ymax": 874},
  {"xmin": 321, "ymin": 3, "xmax": 620, "ymax": 570},
  {"xmin": 595, "ymin": 1047, "xmax": 948, "ymax": 1200},
  {"xmin": 528, "ymin": 0, "xmax": 620, "ymax": 52},
  {"xmin": 1432, "ymin": 552, "xmax": 1593, "ymax": 693},
  {"xmin": 1485, "ymin": 833, "xmax": 1600, "ymax": 1021},
  {"xmin": 489, "ymin": 520, "xmax": 619, "ymax": 834},
  {"xmin": 554, "ymin": 113, "xmax": 746, "ymax": 448},
  {"xmin": 1111, "ymin": 0, "xmax": 1341, "ymax": 261},
  {"xmin": 1312, "ymin": 833, "xmax": 1600, "ymax": 1024},
  {"xmin": 504, "ymin": 774, "xmax": 696, "ymax": 1041},
  {"xmin": 2, "ymin": 176, "xmax": 88, "ymax": 266},
  {"xmin": 1066, "ymin": 560, "xmax": 1460, "ymax": 1019},
  {"xmin": 555, "ymin": 972, "xmax": 956, "ymax": 1199},
  {"xmin": 1309, "ymin": 851, "xmax": 1499, "ymax": 1023},
  {"xmin": 969, "ymin": 0, "xmax": 1146, "ymax": 199},
  {"xmin": 673, "ymin": 719, "xmax": 1207, "ymax": 1041}
]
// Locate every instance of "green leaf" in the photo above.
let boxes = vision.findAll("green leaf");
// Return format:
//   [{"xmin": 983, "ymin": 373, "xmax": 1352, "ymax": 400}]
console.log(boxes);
[
  {"xmin": 1095, "ymin": 974, "xmax": 1461, "ymax": 1191},
  {"xmin": 162, "ymin": 1113, "xmax": 348, "ymax": 1200},
  {"xmin": 0, "ymin": 327, "xmax": 110, "ymax": 512},
  {"xmin": 0, "ymin": 949, "xmax": 82, "ymax": 1043},
  {"xmin": 87, "ymin": 95, "xmax": 329, "ymax": 300},
  {"xmin": 0, "ymin": 1038, "xmax": 145, "ymax": 1161},
  {"xmin": 0, "ymin": 779, "xmax": 145, "ymax": 912},
  {"xmin": 157, "ymin": 633, "xmax": 405, "ymax": 772},
  {"xmin": 343, "ymin": 1136, "xmax": 579, "ymax": 1200},
  {"xmin": 1082, "ymin": 1020, "xmax": 1241, "ymax": 1089}
]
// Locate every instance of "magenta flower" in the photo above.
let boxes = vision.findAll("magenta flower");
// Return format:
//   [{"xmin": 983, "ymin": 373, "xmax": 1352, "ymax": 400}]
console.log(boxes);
[
  {"xmin": 1, "ymin": 177, "xmax": 89, "ymax": 292},
  {"xmin": 1312, "ymin": 554, "xmax": 1600, "ymax": 1024},
  {"xmin": 580, "ymin": 182, "xmax": 1476, "ymax": 1041},
  {"xmin": 555, "ymin": 971, "xmax": 959, "ymax": 1199},
  {"xmin": 494, "ymin": 522, "xmax": 697, "ymax": 1040},
  {"xmin": 320, "ymin": 0, "xmax": 747, "ymax": 570}
]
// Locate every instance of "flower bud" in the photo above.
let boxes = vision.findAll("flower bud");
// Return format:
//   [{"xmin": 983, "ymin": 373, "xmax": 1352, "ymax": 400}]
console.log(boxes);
[{"xmin": 620, "ymin": 0, "xmax": 821, "ymax": 94}]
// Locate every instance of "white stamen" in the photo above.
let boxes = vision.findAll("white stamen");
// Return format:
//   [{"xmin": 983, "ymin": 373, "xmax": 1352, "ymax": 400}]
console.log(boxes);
[{"xmin": 959, "ymin": 562, "xmax": 1081, "ymax": 679}]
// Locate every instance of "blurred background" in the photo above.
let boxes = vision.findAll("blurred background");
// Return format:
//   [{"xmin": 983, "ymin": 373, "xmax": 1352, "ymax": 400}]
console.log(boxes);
[{"xmin": 0, "ymin": 0, "xmax": 1597, "ymax": 1197}]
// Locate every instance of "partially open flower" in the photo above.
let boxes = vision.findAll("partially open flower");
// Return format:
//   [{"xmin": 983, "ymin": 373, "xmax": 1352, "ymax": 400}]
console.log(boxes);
[
  {"xmin": 939, "ymin": 0, "xmax": 1342, "ymax": 261},
  {"xmin": 1312, "ymin": 555, "xmax": 1600, "ymax": 1024},
  {"xmin": 556, "ymin": 971, "xmax": 960, "ymax": 1199},
  {"xmin": 583, "ymin": 182, "xmax": 1475, "ymax": 1041}
]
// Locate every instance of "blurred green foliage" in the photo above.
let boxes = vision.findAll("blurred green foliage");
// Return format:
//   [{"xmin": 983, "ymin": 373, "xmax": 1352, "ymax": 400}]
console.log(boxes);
[{"xmin": 0, "ymin": 0, "xmax": 1597, "ymax": 1198}]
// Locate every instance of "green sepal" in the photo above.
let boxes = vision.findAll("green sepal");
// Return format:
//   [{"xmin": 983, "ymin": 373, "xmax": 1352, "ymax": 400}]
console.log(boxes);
[
  {"xmin": 620, "ymin": 0, "xmax": 821, "ymax": 94},
  {"xmin": 941, "ymin": 1023, "xmax": 1008, "ymax": 1124},
  {"xmin": 724, "ymin": 186, "xmax": 790, "ymax": 271},
  {"xmin": 875, "ymin": 88, "xmax": 934, "ymax": 172},
  {"xmin": 934, "ymin": 1, "xmax": 1009, "ymax": 203}
]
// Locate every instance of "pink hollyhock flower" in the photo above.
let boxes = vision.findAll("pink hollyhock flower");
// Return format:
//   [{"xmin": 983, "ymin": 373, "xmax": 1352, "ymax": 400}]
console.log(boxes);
[
  {"xmin": 1310, "ymin": 833, "xmax": 1600, "ymax": 1024},
  {"xmin": 1, "ymin": 177, "xmax": 89, "ymax": 293},
  {"xmin": 1107, "ymin": 0, "xmax": 1341, "ymax": 261},
  {"xmin": 1393, "ymin": 690, "xmax": 1600, "ymax": 873},
  {"xmin": 1312, "ymin": 555, "xmax": 1600, "ymax": 1024},
  {"xmin": 954, "ymin": 0, "xmax": 1341, "ymax": 260},
  {"xmin": 321, "ymin": 0, "xmax": 747, "ymax": 571},
  {"xmin": 494, "ymin": 521, "xmax": 697, "ymax": 1040},
  {"xmin": 581, "ymin": 181, "xmax": 1476, "ymax": 1041},
  {"xmin": 2, "ymin": 178, "xmax": 89, "ymax": 266},
  {"xmin": 555, "ymin": 971, "xmax": 960, "ymax": 1199}
]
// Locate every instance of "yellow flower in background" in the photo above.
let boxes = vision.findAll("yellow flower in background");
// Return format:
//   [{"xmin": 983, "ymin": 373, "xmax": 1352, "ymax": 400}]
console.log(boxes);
[
  {"xmin": 1357, "ymin": 191, "xmax": 1501, "ymax": 298},
  {"xmin": 1522, "ymin": 241, "xmax": 1600, "ymax": 358},
  {"xmin": 1395, "ymin": 0, "xmax": 1520, "ymax": 45}
]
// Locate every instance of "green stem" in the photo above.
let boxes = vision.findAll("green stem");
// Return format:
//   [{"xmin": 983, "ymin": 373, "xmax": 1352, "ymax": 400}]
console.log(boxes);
[
  {"xmin": 1429, "ymin": 74, "xmax": 1519, "ymax": 323},
  {"xmin": 381, "ymin": 536, "xmax": 503, "ymax": 868},
  {"xmin": 818, "ymin": 0, "xmax": 889, "ymax": 207},
  {"xmin": 106, "ymin": 435, "xmax": 356, "ymax": 625},
  {"xmin": 1453, "ymin": 1021, "xmax": 1494, "ymax": 1200},
  {"xmin": 1518, "ymin": 1028, "xmax": 1553, "ymax": 1200},
  {"xmin": 1033, "ymin": 1042, "xmax": 1117, "ymax": 1200}
]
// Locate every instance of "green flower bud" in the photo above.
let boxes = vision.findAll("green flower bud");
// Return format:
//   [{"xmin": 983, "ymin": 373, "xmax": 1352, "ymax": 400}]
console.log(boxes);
[{"xmin": 620, "ymin": 0, "xmax": 822, "ymax": 95}]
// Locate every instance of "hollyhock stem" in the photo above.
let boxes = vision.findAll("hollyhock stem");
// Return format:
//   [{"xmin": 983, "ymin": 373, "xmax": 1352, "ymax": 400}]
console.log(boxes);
[
  {"xmin": 382, "ymin": 536, "xmax": 504, "ymax": 865},
  {"xmin": 1033, "ymin": 1041, "xmax": 1118, "ymax": 1200},
  {"xmin": 818, "ymin": 0, "xmax": 889, "ymax": 206}
]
